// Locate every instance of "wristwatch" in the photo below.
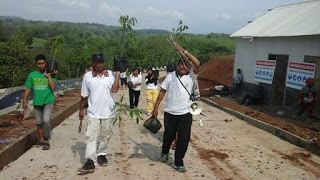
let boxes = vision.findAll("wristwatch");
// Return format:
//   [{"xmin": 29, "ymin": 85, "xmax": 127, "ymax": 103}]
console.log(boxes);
[{"xmin": 183, "ymin": 50, "xmax": 188, "ymax": 55}]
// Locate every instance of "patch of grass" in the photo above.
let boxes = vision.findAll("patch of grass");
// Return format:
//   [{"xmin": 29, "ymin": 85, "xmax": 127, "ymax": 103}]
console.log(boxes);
[
  {"xmin": 31, "ymin": 38, "xmax": 47, "ymax": 47},
  {"xmin": 29, "ymin": 46, "xmax": 49, "ymax": 60}
]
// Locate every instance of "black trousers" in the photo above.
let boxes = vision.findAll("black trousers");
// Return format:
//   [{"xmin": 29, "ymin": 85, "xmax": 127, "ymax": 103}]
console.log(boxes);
[
  {"xmin": 120, "ymin": 77, "xmax": 127, "ymax": 85},
  {"xmin": 162, "ymin": 112, "xmax": 192, "ymax": 166},
  {"xmin": 129, "ymin": 89, "xmax": 140, "ymax": 108}
]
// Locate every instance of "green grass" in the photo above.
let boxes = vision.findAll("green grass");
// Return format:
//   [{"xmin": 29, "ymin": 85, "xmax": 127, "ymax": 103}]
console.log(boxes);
[
  {"xmin": 31, "ymin": 38, "xmax": 47, "ymax": 47},
  {"xmin": 29, "ymin": 46, "xmax": 49, "ymax": 60}
]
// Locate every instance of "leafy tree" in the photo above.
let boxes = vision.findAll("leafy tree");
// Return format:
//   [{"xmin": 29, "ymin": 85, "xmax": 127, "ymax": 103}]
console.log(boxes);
[
  {"xmin": 65, "ymin": 47, "xmax": 91, "ymax": 78},
  {"xmin": 172, "ymin": 19, "xmax": 189, "ymax": 46},
  {"xmin": 0, "ymin": 16, "xmax": 236, "ymax": 86},
  {"xmin": 0, "ymin": 31, "xmax": 31, "ymax": 87},
  {"xmin": 117, "ymin": 15, "xmax": 138, "ymax": 57}
]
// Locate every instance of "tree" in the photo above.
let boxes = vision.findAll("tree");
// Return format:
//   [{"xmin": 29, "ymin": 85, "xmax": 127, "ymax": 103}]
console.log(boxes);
[
  {"xmin": 172, "ymin": 19, "xmax": 189, "ymax": 46},
  {"xmin": 117, "ymin": 15, "xmax": 138, "ymax": 57},
  {"xmin": 66, "ymin": 47, "xmax": 91, "ymax": 78},
  {"xmin": 0, "ymin": 31, "xmax": 32, "ymax": 87}
]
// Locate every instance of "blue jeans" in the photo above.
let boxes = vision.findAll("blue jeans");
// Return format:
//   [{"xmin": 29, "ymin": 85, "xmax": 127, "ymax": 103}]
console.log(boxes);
[{"xmin": 34, "ymin": 103, "xmax": 54, "ymax": 140}]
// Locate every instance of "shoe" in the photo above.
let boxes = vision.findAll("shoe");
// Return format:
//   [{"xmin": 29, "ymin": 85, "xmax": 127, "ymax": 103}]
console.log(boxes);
[
  {"xmin": 78, "ymin": 159, "xmax": 95, "ymax": 173},
  {"xmin": 97, "ymin": 155, "xmax": 108, "ymax": 166},
  {"xmin": 173, "ymin": 164, "xmax": 187, "ymax": 173},
  {"xmin": 161, "ymin": 153, "xmax": 168, "ymax": 163},
  {"xmin": 34, "ymin": 141, "xmax": 44, "ymax": 147},
  {"xmin": 42, "ymin": 143, "xmax": 50, "ymax": 150}
]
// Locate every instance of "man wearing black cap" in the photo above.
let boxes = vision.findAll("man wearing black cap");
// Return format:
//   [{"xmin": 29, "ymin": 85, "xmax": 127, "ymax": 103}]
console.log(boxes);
[
  {"xmin": 152, "ymin": 44, "xmax": 200, "ymax": 173},
  {"xmin": 78, "ymin": 53, "xmax": 120, "ymax": 173}
]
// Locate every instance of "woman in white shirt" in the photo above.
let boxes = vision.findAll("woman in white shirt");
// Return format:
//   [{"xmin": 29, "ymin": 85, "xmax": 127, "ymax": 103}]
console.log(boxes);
[
  {"xmin": 129, "ymin": 68, "xmax": 142, "ymax": 109},
  {"xmin": 145, "ymin": 68, "xmax": 158, "ymax": 115}
]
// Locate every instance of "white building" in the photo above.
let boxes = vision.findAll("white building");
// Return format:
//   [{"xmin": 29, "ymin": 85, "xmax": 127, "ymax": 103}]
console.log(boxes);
[{"xmin": 230, "ymin": 0, "xmax": 320, "ymax": 116}]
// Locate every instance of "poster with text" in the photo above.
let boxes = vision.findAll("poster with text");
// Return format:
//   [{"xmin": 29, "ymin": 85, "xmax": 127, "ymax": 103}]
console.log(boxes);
[
  {"xmin": 286, "ymin": 62, "xmax": 316, "ymax": 90},
  {"xmin": 254, "ymin": 60, "xmax": 276, "ymax": 84}
]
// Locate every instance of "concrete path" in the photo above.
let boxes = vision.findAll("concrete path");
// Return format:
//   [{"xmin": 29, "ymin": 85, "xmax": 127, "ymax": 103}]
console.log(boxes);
[{"xmin": 1, "ymin": 72, "xmax": 319, "ymax": 180}]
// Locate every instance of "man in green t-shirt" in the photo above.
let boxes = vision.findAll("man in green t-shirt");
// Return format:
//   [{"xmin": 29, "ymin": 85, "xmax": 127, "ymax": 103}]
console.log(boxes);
[{"xmin": 23, "ymin": 54, "xmax": 57, "ymax": 150}]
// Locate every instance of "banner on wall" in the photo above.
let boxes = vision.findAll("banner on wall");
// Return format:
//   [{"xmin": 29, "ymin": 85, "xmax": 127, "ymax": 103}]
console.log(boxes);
[
  {"xmin": 254, "ymin": 60, "xmax": 276, "ymax": 84},
  {"xmin": 286, "ymin": 62, "xmax": 316, "ymax": 90}
]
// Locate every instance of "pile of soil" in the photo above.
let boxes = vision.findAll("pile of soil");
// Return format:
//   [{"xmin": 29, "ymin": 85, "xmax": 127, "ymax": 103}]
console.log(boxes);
[
  {"xmin": 0, "ymin": 92, "xmax": 80, "ymax": 150},
  {"xmin": 198, "ymin": 55, "xmax": 234, "ymax": 96}
]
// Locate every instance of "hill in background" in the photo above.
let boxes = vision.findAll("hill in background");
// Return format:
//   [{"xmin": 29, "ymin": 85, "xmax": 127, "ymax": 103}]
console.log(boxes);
[{"xmin": 0, "ymin": 16, "xmax": 171, "ymax": 39}]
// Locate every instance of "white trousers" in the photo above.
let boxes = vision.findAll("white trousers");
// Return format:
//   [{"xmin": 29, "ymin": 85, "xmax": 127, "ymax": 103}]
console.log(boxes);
[{"xmin": 85, "ymin": 117, "xmax": 113, "ymax": 163}]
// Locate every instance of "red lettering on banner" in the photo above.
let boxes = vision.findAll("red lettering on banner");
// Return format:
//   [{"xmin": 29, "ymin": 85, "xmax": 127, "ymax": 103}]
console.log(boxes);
[
  {"xmin": 289, "ymin": 62, "xmax": 314, "ymax": 71},
  {"xmin": 256, "ymin": 60, "xmax": 276, "ymax": 67}
]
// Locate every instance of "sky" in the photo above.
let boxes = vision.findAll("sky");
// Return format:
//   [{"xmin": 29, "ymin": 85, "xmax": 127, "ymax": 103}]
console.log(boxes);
[{"xmin": 0, "ymin": 0, "xmax": 307, "ymax": 34}]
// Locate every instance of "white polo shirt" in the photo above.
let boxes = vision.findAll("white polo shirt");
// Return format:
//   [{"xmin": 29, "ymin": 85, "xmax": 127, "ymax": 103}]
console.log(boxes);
[
  {"xmin": 130, "ymin": 74, "xmax": 142, "ymax": 91},
  {"xmin": 81, "ymin": 70, "xmax": 116, "ymax": 119},
  {"xmin": 161, "ymin": 70, "xmax": 197, "ymax": 115}
]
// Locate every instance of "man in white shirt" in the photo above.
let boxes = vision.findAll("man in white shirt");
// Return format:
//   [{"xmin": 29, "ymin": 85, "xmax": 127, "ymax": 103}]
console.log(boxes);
[
  {"xmin": 152, "ymin": 45, "xmax": 200, "ymax": 173},
  {"xmin": 78, "ymin": 53, "xmax": 120, "ymax": 173}
]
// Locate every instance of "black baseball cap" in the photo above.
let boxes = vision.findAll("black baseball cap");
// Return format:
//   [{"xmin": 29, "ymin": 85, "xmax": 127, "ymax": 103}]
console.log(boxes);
[{"xmin": 91, "ymin": 53, "xmax": 105, "ymax": 62}]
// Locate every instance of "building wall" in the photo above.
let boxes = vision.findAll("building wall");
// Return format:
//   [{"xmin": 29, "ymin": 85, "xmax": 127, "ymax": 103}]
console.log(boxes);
[{"xmin": 234, "ymin": 35, "xmax": 320, "ymax": 107}]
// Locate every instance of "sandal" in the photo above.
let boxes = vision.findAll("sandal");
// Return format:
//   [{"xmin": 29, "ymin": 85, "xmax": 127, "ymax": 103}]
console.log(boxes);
[
  {"xmin": 42, "ymin": 143, "xmax": 50, "ymax": 150},
  {"xmin": 34, "ymin": 141, "xmax": 44, "ymax": 147}
]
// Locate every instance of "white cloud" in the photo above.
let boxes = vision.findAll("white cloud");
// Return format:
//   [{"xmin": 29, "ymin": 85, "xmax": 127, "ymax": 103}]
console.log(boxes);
[
  {"xmin": 98, "ymin": 2, "xmax": 184, "ymax": 21},
  {"xmin": 209, "ymin": 13, "xmax": 232, "ymax": 22},
  {"xmin": 0, "ymin": 0, "xmax": 306, "ymax": 34},
  {"xmin": 96, "ymin": 2, "xmax": 184, "ymax": 30},
  {"xmin": 57, "ymin": 0, "xmax": 90, "ymax": 8},
  {"xmin": 142, "ymin": 7, "xmax": 184, "ymax": 19},
  {"xmin": 99, "ymin": 2, "xmax": 123, "ymax": 18}
]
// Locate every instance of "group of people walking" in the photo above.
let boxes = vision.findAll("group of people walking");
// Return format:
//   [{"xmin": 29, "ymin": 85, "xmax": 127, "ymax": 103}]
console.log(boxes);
[
  {"xmin": 22, "ymin": 43, "xmax": 200, "ymax": 174},
  {"xmin": 120, "ymin": 67, "xmax": 159, "ymax": 114},
  {"xmin": 79, "ymin": 44, "xmax": 200, "ymax": 173}
]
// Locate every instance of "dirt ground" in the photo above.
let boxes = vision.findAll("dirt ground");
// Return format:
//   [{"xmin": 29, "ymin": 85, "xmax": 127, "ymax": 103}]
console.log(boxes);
[
  {"xmin": 0, "ymin": 71, "xmax": 320, "ymax": 180},
  {"xmin": 0, "ymin": 92, "xmax": 80, "ymax": 150},
  {"xmin": 207, "ymin": 97, "xmax": 320, "ymax": 147}
]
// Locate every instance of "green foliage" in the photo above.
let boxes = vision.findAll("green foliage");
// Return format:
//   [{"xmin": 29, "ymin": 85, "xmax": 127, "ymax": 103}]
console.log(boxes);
[
  {"xmin": 0, "ymin": 16, "xmax": 235, "ymax": 88},
  {"xmin": 118, "ymin": 15, "xmax": 138, "ymax": 38},
  {"xmin": 0, "ymin": 30, "xmax": 32, "ymax": 88},
  {"xmin": 113, "ymin": 95, "xmax": 143, "ymax": 127},
  {"xmin": 172, "ymin": 19, "xmax": 189, "ymax": 47},
  {"xmin": 31, "ymin": 37, "xmax": 46, "ymax": 47},
  {"xmin": 45, "ymin": 35, "xmax": 65, "ymax": 60},
  {"xmin": 0, "ymin": 20, "xmax": 7, "ymax": 42},
  {"xmin": 117, "ymin": 15, "xmax": 138, "ymax": 57},
  {"xmin": 172, "ymin": 19, "xmax": 189, "ymax": 36}
]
